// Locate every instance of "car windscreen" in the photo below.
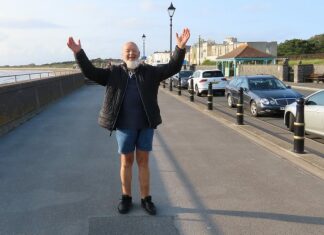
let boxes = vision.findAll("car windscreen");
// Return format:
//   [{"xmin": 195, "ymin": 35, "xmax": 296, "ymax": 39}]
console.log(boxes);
[
  {"xmin": 248, "ymin": 78, "xmax": 286, "ymax": 90},
  {"xmin": 179, "ymin": 71, "xmax": 193, "ymax": 77},
  {"xmin": 202, "ymin": 71, "xmax": 224, "ymax": 78}
]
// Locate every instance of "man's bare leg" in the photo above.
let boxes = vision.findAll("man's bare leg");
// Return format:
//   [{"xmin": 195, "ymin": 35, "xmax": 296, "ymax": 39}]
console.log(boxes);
[
  {"xmin": 120, "ymin": 153, "xmax": 134, "ymax": 196},
  {"xmin": 136, "ymin": 150, "xmax": 150, "ymax": 198},
  {"xmin": 136, "ymin": 149, "xmax": 156, "ymax": 215}
]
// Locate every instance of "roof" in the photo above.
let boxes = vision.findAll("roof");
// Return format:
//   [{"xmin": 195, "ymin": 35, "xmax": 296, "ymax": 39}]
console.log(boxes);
[{"xmin": 217, "ymin": 44, "xmax": 274, "ymax": 59}]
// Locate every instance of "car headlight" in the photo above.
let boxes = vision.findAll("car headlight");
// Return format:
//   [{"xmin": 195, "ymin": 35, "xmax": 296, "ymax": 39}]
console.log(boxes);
[
  {"xmin": 260, "ymin": 98, "xmax": 270, "ymax": 105},
  {"xmin": 269, "ymin": 99, "xmax": 276, "ymax": 105},
  {"xmin": 260, "ymin": 98, "xmax": 276, "ymax": 105}
]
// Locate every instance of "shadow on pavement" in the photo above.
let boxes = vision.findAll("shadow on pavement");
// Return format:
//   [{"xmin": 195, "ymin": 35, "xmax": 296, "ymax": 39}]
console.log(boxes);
[
  {"xmin": 170, "ymin": 207, "xmax": 324, "ymax": 225},
  {"xmin": 155, "ymin": 131, "xmax": 223, "ymax": 234}
]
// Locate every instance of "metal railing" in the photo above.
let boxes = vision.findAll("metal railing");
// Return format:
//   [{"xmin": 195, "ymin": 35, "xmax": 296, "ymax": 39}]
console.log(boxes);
[{"xmin": 0, "ymin": 70, "xmax": 79, "ymax": 85}]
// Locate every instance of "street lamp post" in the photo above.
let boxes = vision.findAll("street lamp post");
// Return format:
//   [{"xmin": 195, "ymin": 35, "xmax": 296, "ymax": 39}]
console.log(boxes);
[
  {"xmin": 168, "ymin": 2, "xmax": 175, "ymax": 91},
  {"xmin": 142, "ymin": 34, "xmax": 146, "ymax": 60},
  {"xmin": 198, "ymin": 35, "xmax": 201, "ymax": 65}
]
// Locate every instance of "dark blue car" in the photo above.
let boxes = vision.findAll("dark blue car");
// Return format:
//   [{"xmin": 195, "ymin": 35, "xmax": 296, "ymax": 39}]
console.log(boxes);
[{"xmin": 225, "ymin": 75, "xmax": 303, "ymax": 116}]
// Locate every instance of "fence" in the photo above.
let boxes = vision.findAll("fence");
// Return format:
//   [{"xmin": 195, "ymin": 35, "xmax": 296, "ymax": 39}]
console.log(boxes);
[{"xmin": 0, "ymin": 70, "xmax": 79, "ymax": 85}]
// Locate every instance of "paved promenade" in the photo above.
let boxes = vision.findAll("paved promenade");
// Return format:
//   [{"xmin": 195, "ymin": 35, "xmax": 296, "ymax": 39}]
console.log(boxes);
[{"xmin": 0, "ymin": 85, "xmax": 324, "ymax": 235}]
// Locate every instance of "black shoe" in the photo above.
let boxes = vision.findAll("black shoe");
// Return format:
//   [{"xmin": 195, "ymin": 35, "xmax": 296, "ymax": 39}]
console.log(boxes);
[
  {"xmin": 141, "ymin": 195, "xmax": 156, "ymax": 215},
  {"xmin": 118, "ymin": 195, "xmax": 132, "ymax": 214}
]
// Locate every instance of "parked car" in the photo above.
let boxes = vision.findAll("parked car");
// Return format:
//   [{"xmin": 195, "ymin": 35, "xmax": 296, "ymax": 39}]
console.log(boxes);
[
  {"xmin": 225, "ymin": 75, "xmax": 303, "ymax": 117},
  {"xmin": 172, "ymin": 70, "xmax": 194, "ymax": 88},
  {"xmin": 187, "ymin": 69, "xmax": 227, "ymax": 96},
  {"xmin": 284, "ymin": 89, "xmax": 324, "ymax": 137}
]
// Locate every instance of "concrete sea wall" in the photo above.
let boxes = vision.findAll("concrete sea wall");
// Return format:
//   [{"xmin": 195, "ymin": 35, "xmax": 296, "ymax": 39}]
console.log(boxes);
[{"xmin": 0, "ymin": 73, "xmax": 84, "ymax": 136}]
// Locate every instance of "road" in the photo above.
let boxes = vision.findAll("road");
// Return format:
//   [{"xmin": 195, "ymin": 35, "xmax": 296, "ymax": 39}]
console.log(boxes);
[
  {"xmin": 174, "ymin": 87, "xmax": 324, "ymax": 145},
  {"xmin": 164, "ymin": 85, "xmax": 324, "ymax": 159}
]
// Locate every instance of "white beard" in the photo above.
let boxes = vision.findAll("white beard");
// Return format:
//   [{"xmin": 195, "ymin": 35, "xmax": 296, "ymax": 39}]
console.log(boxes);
[{"xmin": 126, "ymin": 60, "xmax": 140, "ymax": 70}]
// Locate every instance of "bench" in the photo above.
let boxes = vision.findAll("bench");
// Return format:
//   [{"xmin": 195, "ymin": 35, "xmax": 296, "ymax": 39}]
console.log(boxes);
[{"xmin": 307, "ymin": 73, "xmax": 324, "ymax": 83}]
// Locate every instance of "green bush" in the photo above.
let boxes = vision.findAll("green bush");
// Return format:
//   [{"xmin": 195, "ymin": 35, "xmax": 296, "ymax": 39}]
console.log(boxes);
[
  {"xmin": 278, "ymin": 34, "xmax": 324, "ymax": 56},
  {"xmin": 202, "ymin": 59, "xmax": 216, "ymax": 65}
]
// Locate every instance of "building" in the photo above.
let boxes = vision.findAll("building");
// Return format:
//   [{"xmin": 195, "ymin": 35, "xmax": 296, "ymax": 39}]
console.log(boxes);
[
  {"xmin": 215, "ymin": 44, "xmax": 275, "ymax": 76},
  {"xmin": 146, "ymin": 45, "xmax": 191, "ymax": 67},
  {"xmin": 146, "ymin": 51, "xmax": 170, "ymax": 65},
  {"xmin": 189, "ymin": 37, "xmax": 277, "ymax": 65}
]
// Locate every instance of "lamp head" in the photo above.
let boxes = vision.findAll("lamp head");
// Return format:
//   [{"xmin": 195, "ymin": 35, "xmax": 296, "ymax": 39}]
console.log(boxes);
[{"xmin": 168, "ymin": 2, "xmax": 176, "ymax": 17}]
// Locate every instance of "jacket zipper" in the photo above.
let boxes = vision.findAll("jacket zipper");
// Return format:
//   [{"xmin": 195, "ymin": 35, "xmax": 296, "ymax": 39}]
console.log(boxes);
[
  {"xmin": 135, "ymin": 75, "xmax": 152, "ymax": 127},
  {"xmin": 110, "ymin": 75, "xmax": 129, "ymax": 135}
]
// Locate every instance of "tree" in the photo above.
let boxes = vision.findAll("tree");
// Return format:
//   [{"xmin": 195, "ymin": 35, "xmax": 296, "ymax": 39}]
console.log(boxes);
[
  {"xmin": 308, "ymin": 34, "xmax": 324, "ymax": 53},
  {"xmin": 278, "ymin": 33, "xmax": 324, "ymax": 56},
  {"xmin": 278, "ymin": 39, "xmax": 315, "ymax": 56}
]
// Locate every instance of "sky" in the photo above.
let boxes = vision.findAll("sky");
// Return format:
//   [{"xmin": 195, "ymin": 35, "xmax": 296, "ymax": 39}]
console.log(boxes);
[{"xmin": 0, "ymin": 0, "xmax": 323, "ymax": 66}]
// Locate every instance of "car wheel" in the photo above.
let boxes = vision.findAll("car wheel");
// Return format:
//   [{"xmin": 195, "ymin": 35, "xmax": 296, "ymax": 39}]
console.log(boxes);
[
  {"xmin": 288, "ymin": 113, "xmax": 295, "ymax": 132},
  {"xmin": 195, "ymin": 85, "xmax": 201, "ymax": 96},
  {"xmin": 250, "ymin": 101, "xmax": 258, "ymax": 117},
  {"xmin": 227, "ymin": 94, "xmax": 235, "ymax": 108}
]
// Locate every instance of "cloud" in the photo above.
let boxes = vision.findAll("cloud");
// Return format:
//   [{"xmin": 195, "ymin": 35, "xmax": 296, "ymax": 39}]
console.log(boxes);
[
  {"xmin": 0, "ymin": 18, "xmax": 63, "ymax": 29},
  {"xmin": 0, "ymin": 32, "xmax": 8, "ymax": 41}
]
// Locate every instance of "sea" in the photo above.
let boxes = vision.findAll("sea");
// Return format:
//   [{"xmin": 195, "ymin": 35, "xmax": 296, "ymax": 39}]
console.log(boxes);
[{"xmin": 0, "ymin": 69, "xmax": 54, "ymax": 85}]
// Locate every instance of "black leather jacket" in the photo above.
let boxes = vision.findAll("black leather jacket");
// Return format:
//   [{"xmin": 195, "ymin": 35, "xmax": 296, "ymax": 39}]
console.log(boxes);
[{"xmin": 75, "ymin": 46, "xmax": 185, "ymax": 131}]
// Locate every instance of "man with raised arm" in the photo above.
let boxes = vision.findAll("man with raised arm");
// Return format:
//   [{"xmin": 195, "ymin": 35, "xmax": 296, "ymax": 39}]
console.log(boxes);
[{"xmin": 67, "ymin": 28, "xmax": 190, "ymax": 215}]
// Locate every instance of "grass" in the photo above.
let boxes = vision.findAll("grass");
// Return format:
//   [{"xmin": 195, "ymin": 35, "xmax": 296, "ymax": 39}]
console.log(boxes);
[{"xmin": 289, "ymin": 58, "xmax": 324, "ymax": 65}]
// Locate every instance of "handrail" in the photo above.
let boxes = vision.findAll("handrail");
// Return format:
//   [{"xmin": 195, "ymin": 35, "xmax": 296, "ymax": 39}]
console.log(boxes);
[{"xmin": 0, "ymin": 70, "xmax": 80, "ymax": 85}]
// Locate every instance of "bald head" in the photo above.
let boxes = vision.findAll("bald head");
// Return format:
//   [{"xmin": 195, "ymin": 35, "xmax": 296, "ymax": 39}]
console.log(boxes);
[{"xmin": 122, "ymin": 42, "xmax": 140, "ymax": 62}]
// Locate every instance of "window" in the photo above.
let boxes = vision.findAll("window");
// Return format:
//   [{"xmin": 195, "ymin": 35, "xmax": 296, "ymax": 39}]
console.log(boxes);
[
  {"xmin": 179, "ymin": 71, "xmax": 193, "ymax": 77},
  {"xmin": 193, "ymin": 71, "xmax": 200, "ymax": 78},
  {"xmin": 248, "ymin": 77, "xmax": 286, "ymax": 90},
  {"xmin": 307, "ymin": 91, "xmax": 324, "ymax": 106},
  {"xmin": 202, "ymin": 70, "xmax": 224, "ymax": 78}
]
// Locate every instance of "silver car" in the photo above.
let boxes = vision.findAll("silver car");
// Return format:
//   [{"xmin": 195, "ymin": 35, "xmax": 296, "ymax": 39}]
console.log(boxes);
[
  {"xmin": 172, "ymin": 70, "xmax": 194, "ymax": 88},
  {"xmin": 284, "ymin": 89, "xmax": 324, "ymax": 137}
]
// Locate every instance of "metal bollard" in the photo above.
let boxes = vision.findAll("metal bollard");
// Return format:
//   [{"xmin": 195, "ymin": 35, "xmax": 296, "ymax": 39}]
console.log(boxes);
[
  {"xmin": 236, "ymin": 87, "xmax": 244, "ymax": 125},
  {"xmin": 207, "ymin": 82, "xmax": 213, "ymax": 110},
  {"xmin": 178, "ymin": 77, "xmax": 181, "ymax": 96},
  {"xmin": 189, "ymin": 79, "xmax": 194, "ymax": 102},
  {"xmin": 169, "ymin": 78, "xmax": 173, "ymax": 91},
  {"xmin": 294, "ymin": 98, "xmax": 305, "ymax": 153}
]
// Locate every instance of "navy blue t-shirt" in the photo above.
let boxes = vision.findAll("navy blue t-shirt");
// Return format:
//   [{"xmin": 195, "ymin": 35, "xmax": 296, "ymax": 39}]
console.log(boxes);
[{"xmin": 115, "ymin": 73, "xmax": 149, "ymax": 129}]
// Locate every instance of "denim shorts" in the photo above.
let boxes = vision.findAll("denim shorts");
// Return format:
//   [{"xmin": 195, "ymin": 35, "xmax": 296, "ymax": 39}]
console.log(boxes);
[{"xmin": 115, "ymin": 128, "xmax": 154, "ymax": 154}]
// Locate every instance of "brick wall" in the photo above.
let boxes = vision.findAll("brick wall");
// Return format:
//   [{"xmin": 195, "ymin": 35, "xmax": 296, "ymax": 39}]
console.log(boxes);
[{"xmin": 237, "ymin": 64, "xmax": 288, "ymax": 81}]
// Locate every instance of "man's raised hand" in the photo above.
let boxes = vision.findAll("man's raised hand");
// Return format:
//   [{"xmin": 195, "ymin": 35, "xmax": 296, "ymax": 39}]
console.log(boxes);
[
  {"xmin": 67, "ymin": 37, "xmax": 82, "ymax": 54},
  {"xmin": 176, "ymin": 28, "xmax": 190, "ymax": 49}
]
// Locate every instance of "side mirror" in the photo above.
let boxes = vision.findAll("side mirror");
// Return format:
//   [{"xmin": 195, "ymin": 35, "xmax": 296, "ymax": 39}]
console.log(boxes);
[
  {"xmin": 305, "ymin": 100, "xmax": 316, "ymax": 105},
  {"xmin": 286, "ymin": 85, "xmax": 291, "ymax": 89},
  {"xmin": 243, "ymin": 87, "xmax": 249, "ymax": 92}
]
